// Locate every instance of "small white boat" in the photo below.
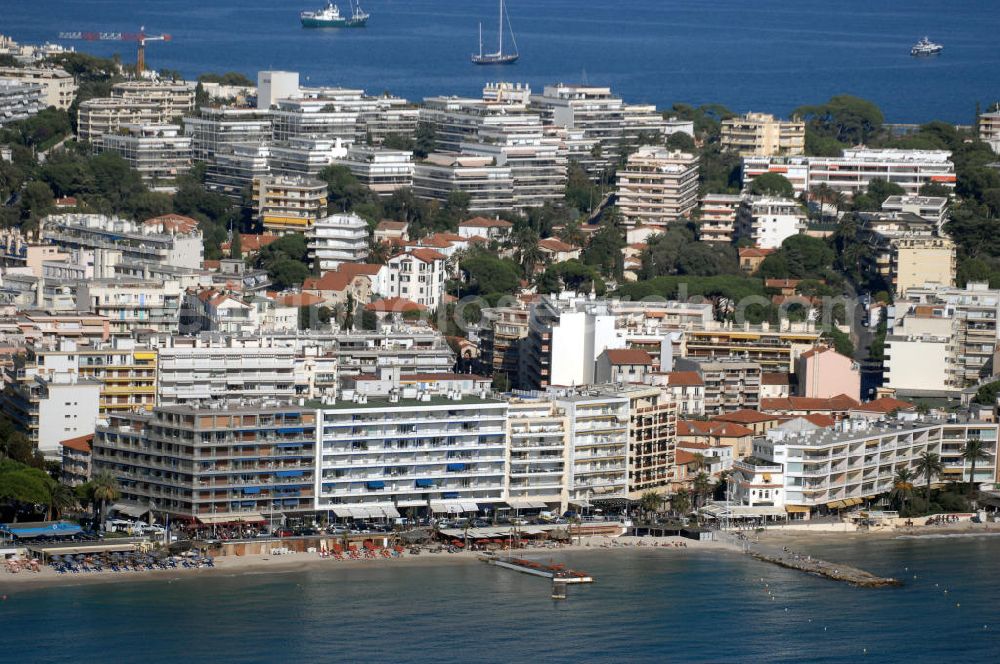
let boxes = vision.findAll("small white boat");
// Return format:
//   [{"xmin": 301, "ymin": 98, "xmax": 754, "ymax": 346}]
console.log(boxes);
[{"xmin": 911, "ymin": 36, "xmax": 943, "ymax": 56}]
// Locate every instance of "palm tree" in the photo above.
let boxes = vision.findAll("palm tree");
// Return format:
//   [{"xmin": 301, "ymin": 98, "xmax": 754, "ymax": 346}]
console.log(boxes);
[
  {"xmin": 914, "ymin": 451, "xmax": 944, "ymax": 508},
  {"xmin": 891, "ymin": 468, "xmax": 915, "ymax": 514},
  {"xmin": 638, "ymin": 491, "xmax": 663, "ymax": 521},
  {"xmin": 960, "ymin": 437, "xmax": 990, "ymax": 498},
  {"xmin": 693, "ymin": 472, "xmax": 713, "ymax": 509},
  {"xmin": 90, "ymin": 471, "xmax": 120, "ymax": 530},
  {"xmin": 515, "ymin": 229, "xmax": 543, "ymax": 277},
  {"xmin": 45, "ymin": 482, "xmax": 77, "ymax": 521},
  {"xmin": 670, "ymin": 490, "xmax": 691, "ymax": 517}
]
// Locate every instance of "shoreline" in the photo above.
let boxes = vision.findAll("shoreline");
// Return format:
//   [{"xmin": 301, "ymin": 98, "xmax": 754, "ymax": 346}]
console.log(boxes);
[
  {"xmin": 5, "ymin": 524, "xmax": 998, "ymax": 593},
  {"xmin": 0, "ymin": 535, "xmax": 718, "ymax": 592}
]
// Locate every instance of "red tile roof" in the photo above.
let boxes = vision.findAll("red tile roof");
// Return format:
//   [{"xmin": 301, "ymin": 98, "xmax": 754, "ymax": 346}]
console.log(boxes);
[
  {"xmin": 278, "ymin": 292, "xmax": 326, "ymax": 307},
  {"xmin": 713, "ymin": 409, "xmax": 780, "ymax": 424},
  {"xmin": 852, "ymin": 397, "xmax": 915, "ymax": 414},
  {"xmin": 666, "ymin": 371, "xmax": 704, "ymax": 387},
  {"xmin": 365, "ymin": 297, "xmax": 427, "ymax": 313},
  {"xmin": 765, "ymin": 278, "xmax": 801, "ymax": 289},
  {"xmin": 405, "ymin": 248, "xmax": 447, "ymax": 263},
  {"xmin": 761, "ymin": 372, "xmax": 790, "ymax": 386},
  {"xmin": 604, "ymin": 348, "xmax": 653, "ymax": 366},
  {"xmin": 539, "ymin": 238, "xmax": 579, "ymax": 253},
  {"xmin": 760, "ymin": 395, "xmax": 860, "ymax": 412},
  {"xmin": 376, "ymin": 220, "xmax": 408, "ymax": 231},
  {"xmin": 739, "ymin": 247, "xmax": 775, "ymax": 259},
  {"xmin": 59, "ymin": 433, "xmax": 93, "ymax": 453},
  {"xmin": 681, "ymin": 418, "xmax": 754, "ymax": 438}
]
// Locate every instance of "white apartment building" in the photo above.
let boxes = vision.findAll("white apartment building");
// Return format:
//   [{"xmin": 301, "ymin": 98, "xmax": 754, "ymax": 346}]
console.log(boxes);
[
  {"xmin": 757, "ymin": 417, "xmax": 998, "ymax": 513},
  {"xmin": 387, "ymin": 248, "xmax": 448, "ymax": 310},
  {"xmin": 205, "ymin": 143, "xmax": 271, "ymax": 200},
  {"xmin": 743, "ymin": 149, "xmax": 956, "ymax": 197},
  {"xmin": 888, "ymin": 282, "xmax": 1000, "ymax": 392},
  {"xmin": 252, "ymin": 175, "xmax": 328, "ymax": 233},
  {"xmin": 553, "ymin": 391, "xmax": 630, "ymax": 504},
  {"xmin": 881, "ymin": 195, "xmax": 949, "ymax": 231},
  {"xmin": 523, "ymin": 296, "xmax": 621, "ymax": 389},
  {"xmin": 622, "ymin": 104, "xmax": 673, "ymax": 145},
  {"xmin": 736, "ymin": 196, "xmax": 806, "ymax": 249},
  {"xmin": 616, "ymin": 147, "xmax": 699, "ymax": 228},
  {"xmin": 183, "ymin": 106, "xmax": 272, "ymax": 162},
  {"xmin": 699, "ymin": 193, "xmax": 743, "ymax": 243},
  {"xmin": 413, "ymin": 153, "xmax": 514, "ymax": 213},
  {"xmin": 271, "ymin": 96, "xmax": 358, "ymax": 143},
  {"xmin": 42, "ymin": 213, "xmax": 203, "ymax": 271},
  {"xmin": 336, "ymin": 145, "xmax": 414, "ymax": 196},
  {"xmin": 460, "ymin": 113, "xmax": 567, "ymax": 210},
  {"xmin": 530, "ymin": 84, "xmax": 625, "ymax": 174},
  {"xmin": 76, "ymin": 97, "xmax": 170, "ymax": 141},
  {"xmin": 95, "ymin": 123, "xmax": 192, "ymax": 191},
  {"xmin": 307, "ymin": 213, "xmax": 370, "ymax": 271},
  {"xmin": 506, "ymin": 398, "xmax": 570, "ymax": 510},
  {"xmin": 269, "ymin": 137, "xmax": 346, "ymax": 177},
  {"xmin": 721, "ymin": 112, "xmax": 805, "ymax": 157},
  {"xmin": 315, "ymin": 392, "xmax": 509, "ymax": 516},
  {"xmin": 0, "ymin": 66, "xmax": 76, "ymax": 110},
  {"xmin": 111, "ymin": 80, "xmax": 196, "ymax": 115},
  {"xmin": 153, "ymin": 336, "xmax": 296, "ymax": 405},
  {"xmin": 76, "ymin": 278, "xmax": 184, "ymax": 336},
  {"xmin": 0, "ymin": 78, "xmax": 43, "ymax": 126}
]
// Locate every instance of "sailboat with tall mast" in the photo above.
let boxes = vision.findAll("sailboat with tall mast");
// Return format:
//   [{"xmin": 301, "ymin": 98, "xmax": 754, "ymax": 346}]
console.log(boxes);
[{"xmin": 472, "ymin": 0, "xmax": 519, "ymax": 65}]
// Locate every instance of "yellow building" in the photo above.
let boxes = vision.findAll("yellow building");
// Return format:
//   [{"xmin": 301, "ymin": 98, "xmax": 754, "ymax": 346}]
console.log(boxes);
[
  {"xmin": 721, "ymin": 112, "xmax": 805, "ymax": 157},
  {"xmin": 253, "ymin": 175, "xmax": 328, "ymax": 233},
  {"xmin": 683, "ymin": 322, "xmax": 820, "ymax": 372}
]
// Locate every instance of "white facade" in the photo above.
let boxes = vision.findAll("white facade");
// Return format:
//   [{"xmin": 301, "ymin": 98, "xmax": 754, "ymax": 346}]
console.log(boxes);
[
  {"xmin": 315, "ymin": 395, "xmax": 509, "ymax": 514},
  {"xmin": 0, "ymin": 66, "xmax": 76, "ymax": 110},
  {"xmin": 307, "ymin": 213, "xmax": 371, "ymax": 271},
  {"xmin": 616, "ymin": 147, "xmax": 699, "ymax": 227},
  {"xmin": 95, "ymin": 123, "xmax": 192, "ymax": 191},
  {"xmin": 387, "ymin": 249, "xmax": 448, "ymax": 309},
  {"xmin": 758, "ymin": 418, "xmax": 999, "ymax": 510},
  {"xmin": 506, "ymin": 399, "xmax": 569, "ymax": 509},
  {"xmin": 554, "ymin": 393, "xmax": 629, "ymax": 503},
  {"xmin": 153, "ymin": 336, "xmax": 296, "ymax": 405},
  {"xmin": 0, "ymin": 78, "xmax": 43, "ymax": 126},
  {"xmin": 413, "ymin": 153, "xmax": 514, "ymax": 213},
  {"xmin": 257, "ymin": 70, "xmax": 300, "ymax": 110},
  {"xmin": 35, "ymin": 375, "xmax": 101, "ymax": 458},
  {"xmin": 336, "ymin": 146, "xmax": 414, "ymax": 196},
  {"xmin": 736, "ymin": 196, "xmax": 806, "ymax": 249},
  {"xmin": 743, "ymin": 149, "xmax": 956, "ymax": 197}
]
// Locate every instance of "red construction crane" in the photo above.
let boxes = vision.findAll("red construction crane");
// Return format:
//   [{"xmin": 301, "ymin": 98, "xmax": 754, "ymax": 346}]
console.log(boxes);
[{"xmin": 57, "ymin": 27, "xmax": 172, "ymax": 73}]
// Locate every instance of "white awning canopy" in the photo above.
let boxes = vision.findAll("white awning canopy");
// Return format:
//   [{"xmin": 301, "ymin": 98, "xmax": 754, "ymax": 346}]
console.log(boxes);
[
  {"xmin": 110, "ymin": 503, "xmax": 149, "ymax": 518},
  {"xmin": 197, "ymin": 512, "xmax": 264, "ymax": 524},
  {"xmin": 507, "ymin": 499, "xmax": 548, "ymax": 509}
]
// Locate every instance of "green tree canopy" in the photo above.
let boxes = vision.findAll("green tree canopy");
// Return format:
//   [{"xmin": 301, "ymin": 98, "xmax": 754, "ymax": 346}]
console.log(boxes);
[
  {"xmin": 748, "ymin": 172, "xmax": 795, "ymax": 198},
  {"xmin": 794, "ymin": 95, "xmax": 884, "ymax": 145}
]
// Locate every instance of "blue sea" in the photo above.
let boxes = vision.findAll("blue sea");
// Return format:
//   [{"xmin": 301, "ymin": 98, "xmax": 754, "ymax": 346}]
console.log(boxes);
[
  {"xmin": 3, "ymin": 535, "xmax": 1000, "ymax": 662},
  {"xmin": 3, "ymin": 0, "xmax": 999, "ymax": 123}
]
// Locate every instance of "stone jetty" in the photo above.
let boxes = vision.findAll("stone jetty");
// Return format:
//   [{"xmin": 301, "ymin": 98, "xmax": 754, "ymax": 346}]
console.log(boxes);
[{"xmin": 749, "ymin": 550, "xmax": 902, "ymax": 588}]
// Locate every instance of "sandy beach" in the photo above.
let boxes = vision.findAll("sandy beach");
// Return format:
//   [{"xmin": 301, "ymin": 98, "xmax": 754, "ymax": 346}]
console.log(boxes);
[
  {"xmin": 0, "ymin": 534, "xmax": 719, "ymax": 592},
  {"xmin": 6, "ymin": 522, "xmax": 997, "ymax": 593}
]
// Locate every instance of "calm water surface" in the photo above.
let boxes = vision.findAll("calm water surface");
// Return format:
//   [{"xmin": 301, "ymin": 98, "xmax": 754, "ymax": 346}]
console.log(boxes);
[
  {"xmin": 3, "ymin": 535, "xmax": 1000, "ymax": 662},
  {"xmin": 3, "ymin": 0, "xmax": 999, "ymax": 122}
]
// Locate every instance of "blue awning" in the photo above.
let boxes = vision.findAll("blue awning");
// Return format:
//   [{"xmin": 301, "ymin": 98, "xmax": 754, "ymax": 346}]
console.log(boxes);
[
  {"xmin": 278, "ymin": 427, "xmax": 305, "ymax": 434},
  {"xmin": 446, "ymin": 463, "xmax": 467, "ymax": 472},
  {"xmin": 275, "ymin": 470, "xmax": 304, "ymax": 478},
  {"xmin": 241, "ymin": 501, "xmax": 257, "ymax": 507},
  {"xmin": 242, "ymin": 487, "xmax": 261, "ymax": 494},
  {"xmin": 415, "ymin": 479, "xmax": 434, "ymax": 488},
  {"xmin": 366, "ymin": 481, "xmax": 386, "ymax": 489},
  {"xmin": 282, "ymin": 499, "xmax": 300, "ymax": 506},
  {"xmin": 275, "ymin": 442, "xmax": 305, "ymax": 449},
  {"xmin": 442, "ymin": 492, "xmax": 460, "ymax": 499}
]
